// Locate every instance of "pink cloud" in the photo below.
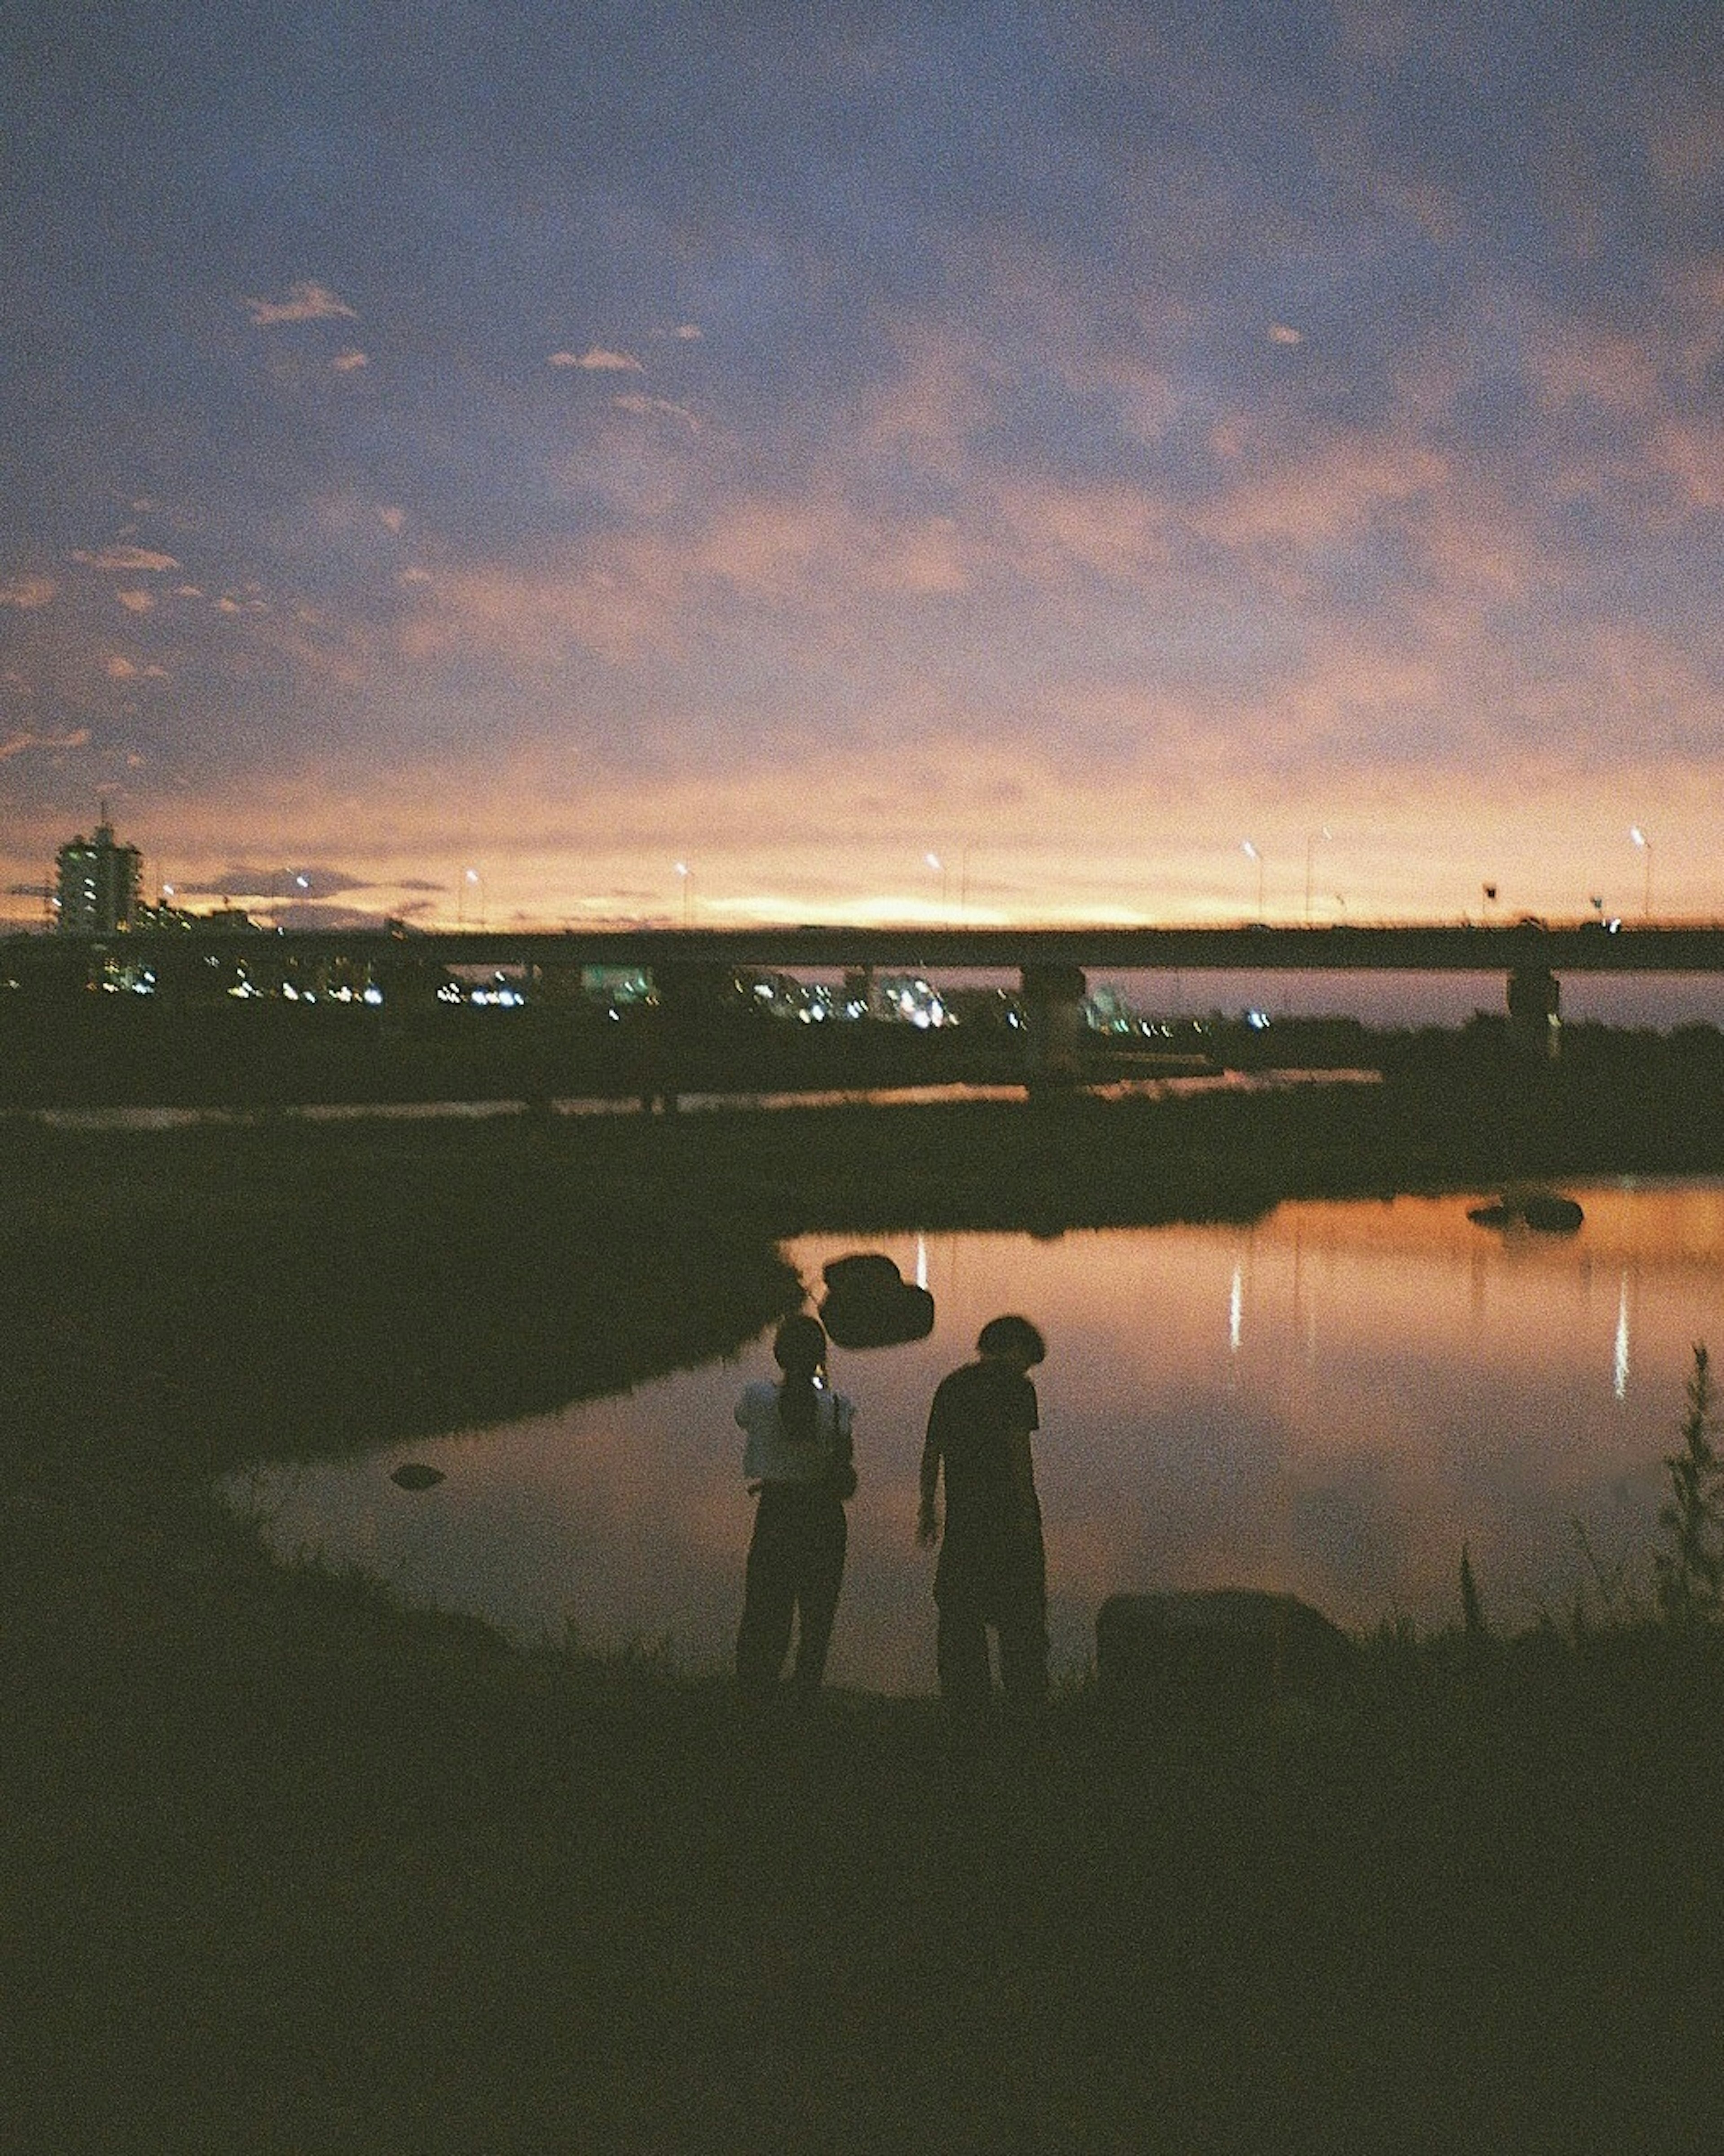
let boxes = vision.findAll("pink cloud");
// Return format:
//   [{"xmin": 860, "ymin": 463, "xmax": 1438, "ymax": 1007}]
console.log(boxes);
[
  {"xmin": 1652, "ymin": 418, "xmax": 1724, "ymax": 509},
  {"xmin": 550, "ymin": 347, "xmax": 645, "ymax": 372},
  {"xmin": 1197, "ymin": 432, "xmax": 1447, "ymax": 549},
  {"xmin": 70, "ymin": 546, "xmax": 180, "ymax": 573},
  {"xmin": 243, "ymin": 281, "xmax": 358, "ymax": 327},
  {"xmin": 610, "ymin": 392, "xmax": 698, "ymax": 428},
  {"xmin": 993, "ymin": 483, "xmax": 1170, "ymax": 581},
  {"xmin": 0, "ymin": 575, "xmax": 55, "ymax": 609},
  {"xmin": 0, "ymin": 726, "xmax": 88, "ymax": 762}
]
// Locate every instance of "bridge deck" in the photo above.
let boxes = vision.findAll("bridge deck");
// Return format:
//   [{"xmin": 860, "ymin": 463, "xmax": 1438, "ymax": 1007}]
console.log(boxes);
[{"xmin": 14, "ymin": 922, "xmax": 1724, "ymax": 975}]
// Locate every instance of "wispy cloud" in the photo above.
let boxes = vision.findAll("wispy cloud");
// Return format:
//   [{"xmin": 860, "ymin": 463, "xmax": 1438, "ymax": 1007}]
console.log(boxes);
[
  {"xmin": 0, "ymin": 727, "xmax": 89, "ymax": 762},
  {"xmin": 70, "ymin": 547, "xmax": 180, "ymax": 573},
  {"xmin": 243, "ymin": 281, "xmax": 359, "ymax": 327},
  {"xmin": 0, "ymin": 575, "xmax": 55, "ymax": 609},
  {"xmin": 330, "ymin": 349, "xmax": 369, "ymax": 371},
  {"xmin": 550, "ymin": 347, "xmax": 645, "ymax": 372},
  {"xmin": 610, "ymin": 392, "xmax": 698, "ymax": 428}
]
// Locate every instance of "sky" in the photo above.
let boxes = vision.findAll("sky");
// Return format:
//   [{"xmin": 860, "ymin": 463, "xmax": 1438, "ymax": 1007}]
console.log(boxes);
[{"xmin": 3, "ymin": 0, "xmax": 1720, "ymax": 943}]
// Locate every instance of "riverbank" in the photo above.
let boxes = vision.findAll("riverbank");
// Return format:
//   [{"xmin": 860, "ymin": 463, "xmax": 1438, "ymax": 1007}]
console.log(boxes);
[
  {"xmin": 9, "ymin": 1088, "xmax": 1724, "ymax": 2148},
  {"xmin": 14, "ymin": 1462, "xmax": 1724, "ymax": 2151}
]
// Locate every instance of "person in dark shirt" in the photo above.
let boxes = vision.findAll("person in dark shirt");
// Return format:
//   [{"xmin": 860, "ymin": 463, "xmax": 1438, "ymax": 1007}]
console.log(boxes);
[{"xmin": 917, "ymin": 1314, "xmax": 1048, "ymax": 1728}]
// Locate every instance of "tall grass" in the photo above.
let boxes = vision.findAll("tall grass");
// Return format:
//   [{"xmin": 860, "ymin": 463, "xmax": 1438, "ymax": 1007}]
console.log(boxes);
[{"xmin": 1654, "ymin": 1343, "xmax": 1723, "ymax": 1631}]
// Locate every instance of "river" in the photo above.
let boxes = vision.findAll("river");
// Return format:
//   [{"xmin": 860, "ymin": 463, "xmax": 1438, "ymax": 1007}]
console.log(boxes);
[{"xmin": 225, "ymin": 1177, "xmax": 1724, "ymax": 1693}]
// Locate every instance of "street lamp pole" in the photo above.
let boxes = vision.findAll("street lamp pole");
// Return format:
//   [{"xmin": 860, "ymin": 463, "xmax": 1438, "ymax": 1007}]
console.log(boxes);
[
  {"xmin": 1630, "ymin": 827, "xmax": 1652, "ymax": 920},
  {"xmin": 1242, "ymin": 840, "xmax": 1264, "ymax": 921},
  {"xmin": 674, "ymin": 860, "xmax": 692, "ymax": 927}
]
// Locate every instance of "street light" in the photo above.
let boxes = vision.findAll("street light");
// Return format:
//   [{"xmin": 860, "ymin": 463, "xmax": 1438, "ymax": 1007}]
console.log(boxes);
[
  {"xmin": 458, "ymin": 866, "xmax": 483, "ymax": 929},
  {"xmin": 1241, "ymin": 840, "xmax": 1264, "ymax": 921},
  {"xmin": 1630, "ymin": 827, "xmax": 1652, "ymax": 920},
  {"xmin": 674, "ymin": 860, "xmax": 692, "ymax": 927},
  {"xmin": 924, "ymin": 851, "xmax": 949, "ymax": 913}
]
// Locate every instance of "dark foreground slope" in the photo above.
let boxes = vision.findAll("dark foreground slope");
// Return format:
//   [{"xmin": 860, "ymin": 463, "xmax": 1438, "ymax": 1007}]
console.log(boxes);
[
  {"xmin": 13, "ymin": 1479, "xmax": 1724, "ymax": 2154},
  {"xmin": 7, "ymin": 1080, "xmax": 1724, "ymax": 2152}
]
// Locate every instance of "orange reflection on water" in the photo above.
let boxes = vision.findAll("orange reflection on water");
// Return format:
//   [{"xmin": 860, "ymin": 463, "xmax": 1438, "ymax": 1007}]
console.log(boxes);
[{"xmin": 231, "ymin": 1181, "xmax": 1724, "ymax": 1692}]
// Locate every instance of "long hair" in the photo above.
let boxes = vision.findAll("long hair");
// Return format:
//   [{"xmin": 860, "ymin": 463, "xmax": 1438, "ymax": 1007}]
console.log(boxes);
[{"xmin": 773, "ymin": 1314, "xmax": 828, "ymax": 1445}]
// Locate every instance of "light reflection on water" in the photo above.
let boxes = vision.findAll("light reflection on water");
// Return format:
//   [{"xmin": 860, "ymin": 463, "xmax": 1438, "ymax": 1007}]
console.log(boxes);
[{"xmin": 226, "ymin": 1179, "xmax": 1724, "ymax": 1693}]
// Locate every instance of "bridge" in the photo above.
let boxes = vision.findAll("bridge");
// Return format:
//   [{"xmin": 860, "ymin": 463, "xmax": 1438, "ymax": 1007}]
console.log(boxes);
[
  {"xmin": 13, "ymin": 917, "xmax": 1724, "ymax": 977},
  {"xmin": 10, "ymin": 918, "xmax": 1724, "ymax": 1082}
]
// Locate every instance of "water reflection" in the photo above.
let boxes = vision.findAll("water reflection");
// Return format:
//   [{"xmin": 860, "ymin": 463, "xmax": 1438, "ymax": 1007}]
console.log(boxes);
[{"xmin": 228, "ymin": 1180, "xmax": 1724, "ymax": 1693}]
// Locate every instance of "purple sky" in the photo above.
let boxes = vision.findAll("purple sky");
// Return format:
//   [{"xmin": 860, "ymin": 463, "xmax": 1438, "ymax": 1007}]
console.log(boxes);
[{"xmin": 3, "ymin": 2, "xmax": 1720, "ymax": 946}]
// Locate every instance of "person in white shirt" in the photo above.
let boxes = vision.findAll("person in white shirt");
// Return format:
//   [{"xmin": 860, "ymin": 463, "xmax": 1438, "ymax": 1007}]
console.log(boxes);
[{"xmin": 734, "ymin": 1314, "xmax": 857, "ymax": 1702}]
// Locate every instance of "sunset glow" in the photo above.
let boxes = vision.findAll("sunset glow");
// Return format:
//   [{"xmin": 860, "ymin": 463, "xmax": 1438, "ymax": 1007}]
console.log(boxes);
[{"xmin": 4, "ymin": 5, "xmax": 1720, "ymax": 931}]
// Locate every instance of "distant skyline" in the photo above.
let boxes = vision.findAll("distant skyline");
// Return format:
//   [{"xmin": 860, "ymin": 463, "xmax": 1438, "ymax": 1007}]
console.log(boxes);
[{"xmin": 3, "ymin": 3, "xmax": 1720, "ymax": 937}]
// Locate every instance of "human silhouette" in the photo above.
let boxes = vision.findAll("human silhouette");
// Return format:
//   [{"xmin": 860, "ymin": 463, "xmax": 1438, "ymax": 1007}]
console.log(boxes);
[
  {"xmin": 918, "ymin": 1314, "xmax": 1049, "ymax": 1729},
  {"xmin": 734, "ymin": 1314, "xmax": 856, "ymax": 1703}
]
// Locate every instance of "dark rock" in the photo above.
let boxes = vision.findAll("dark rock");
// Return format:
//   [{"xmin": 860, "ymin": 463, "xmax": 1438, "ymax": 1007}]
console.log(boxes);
[
  {"xmin": 1095, "ymin": 1589, "xmax": 1355, "ymax": 1703},
  {"xmin": 1522, "ymin": 1192, "xmax": 1583, "ymax": 1233},
  {"xmin": 1467, "ymin": 1191, "xmax": 1584, "ymax": 1233},
  {"xmin": 818, "ymin": 1251, "xmax": 936, "ymax": 1349},
  {"xmin": 390, "ymin": 1462, "xmax": 446, "ymax": 1490},
  {"xmin": 822, "ymin": 1252, "xmax": 908, "ymax": 1293}
]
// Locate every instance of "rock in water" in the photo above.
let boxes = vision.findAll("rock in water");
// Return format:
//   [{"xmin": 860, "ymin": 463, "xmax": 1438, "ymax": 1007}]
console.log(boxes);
[
  {"xmin": 1522, "ymin": 1192, "xmax": 1583, "ymax": 1233},
  {"xmin": 818, "ymin": 1251, "xmax": 936, "ymax": 1349},
  {"xmin": 390, "ymin": 1462, "xmax": 446, "ymax": 1490}
]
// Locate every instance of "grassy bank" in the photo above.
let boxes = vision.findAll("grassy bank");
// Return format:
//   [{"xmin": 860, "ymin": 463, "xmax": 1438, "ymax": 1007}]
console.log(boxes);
[{"xmin": 8, "ymin": 1089, "xmax": 1724, "ymax": 2149}]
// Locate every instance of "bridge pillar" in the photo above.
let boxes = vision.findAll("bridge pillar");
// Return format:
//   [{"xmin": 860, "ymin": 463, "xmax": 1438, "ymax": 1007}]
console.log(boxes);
[
  {"xmin": 1020, "ymin": 964, "xmax": 1087, "ymax": 1090},
  {"xmin": 642, "ymin": 961, "xmax": 739, "ymax": 1109},
  {"xmin": 1506, "ymin": 965, "xmax": 1561, "ymax": 1063}
]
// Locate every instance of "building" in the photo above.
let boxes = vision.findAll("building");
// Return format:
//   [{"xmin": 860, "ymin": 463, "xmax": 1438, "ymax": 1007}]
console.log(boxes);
[{"xmin": 54, "ymin": 815, "xmax": 142, "ymax": 934}]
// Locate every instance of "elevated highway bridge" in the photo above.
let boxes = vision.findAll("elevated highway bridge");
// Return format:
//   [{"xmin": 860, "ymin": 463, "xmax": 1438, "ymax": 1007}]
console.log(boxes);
[
  {"xmin": 16, "ymin": 918, "xmax": 1724, "ymax": 977},
  {"xmin": 10, "ymin": 920, "xmax": 1724, "ymax": 1080}
]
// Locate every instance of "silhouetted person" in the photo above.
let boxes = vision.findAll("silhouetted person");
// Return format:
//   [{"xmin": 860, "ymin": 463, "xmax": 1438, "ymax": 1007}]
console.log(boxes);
[
  {"xmin": 918, "ymin": 1314, "xmax": 1049, "ymax": 1730},
  {"xmin": 734, "ymin": 1315, "xmax": 856, "ymax": 1704}
]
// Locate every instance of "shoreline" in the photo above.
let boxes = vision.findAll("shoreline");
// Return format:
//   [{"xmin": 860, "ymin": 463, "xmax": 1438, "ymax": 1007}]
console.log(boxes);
[{"xmin": 12, "ymin": 1084, "xmax": 1724, "ymax": 2145}]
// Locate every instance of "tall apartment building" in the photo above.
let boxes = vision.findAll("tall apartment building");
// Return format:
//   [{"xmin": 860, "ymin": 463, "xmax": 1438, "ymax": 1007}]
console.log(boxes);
[{"xmin": 55, "ymin": 816, "xmax": 142, "ymax": 933}]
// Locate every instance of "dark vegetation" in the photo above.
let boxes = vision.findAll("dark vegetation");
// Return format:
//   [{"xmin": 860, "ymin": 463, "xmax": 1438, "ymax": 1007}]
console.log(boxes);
[{"xmin": 8, "ymin": 1068, "xmax": 1724, "ymax": 2150}]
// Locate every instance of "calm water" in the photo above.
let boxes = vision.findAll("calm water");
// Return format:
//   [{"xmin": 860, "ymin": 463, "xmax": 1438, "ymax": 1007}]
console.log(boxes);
[{"xmin": 227, "ymin": 1180, "xmax": 1724, "ymax": 1693}]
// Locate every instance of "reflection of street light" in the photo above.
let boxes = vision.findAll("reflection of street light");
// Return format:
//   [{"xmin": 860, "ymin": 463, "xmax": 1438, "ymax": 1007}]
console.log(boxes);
[
  {"xmin": 1630, "ymin": 826, "xmax": 1652, "ymax": 919},
  {"xmin": 1303, "ymin": 827, "xmax": 1332, "ymax": 924},
  {"xmin": 674, "ymin": 860, "xmax": 692, "ymax": 926},
  {"xmin": 1241, "ymin": 840, "xmax": 1264, "ymax": 920}
]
